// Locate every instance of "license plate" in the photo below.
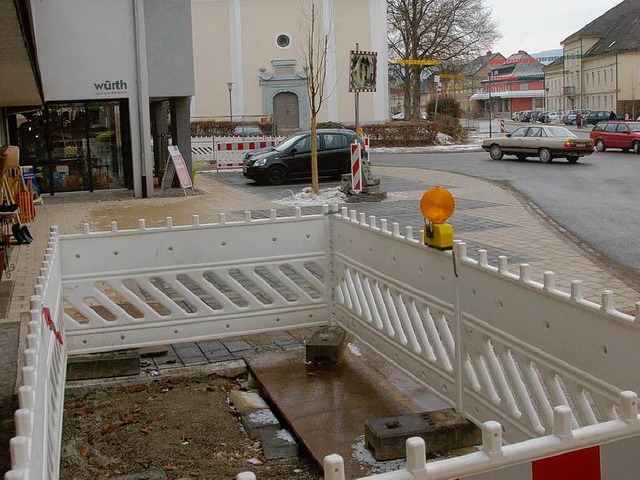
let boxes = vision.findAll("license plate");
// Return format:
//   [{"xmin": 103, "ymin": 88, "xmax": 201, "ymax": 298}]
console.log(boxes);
[{"xmin": 575, "ymin": 143, "xmax": 585, "ymax": 147}]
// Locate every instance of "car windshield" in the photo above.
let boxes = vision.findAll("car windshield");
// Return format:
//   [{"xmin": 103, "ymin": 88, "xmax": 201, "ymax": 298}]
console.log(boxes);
[
  {"xmin": 629, "ymin": 123, "xmax": 640, "ymax": 132},
  {"xmin": 275, "ymin": 134, "xmax": 306, "ymax": 152},
  {"xmin": 546, "ymin": 127, "xmax": 575, "ymax": 137}
]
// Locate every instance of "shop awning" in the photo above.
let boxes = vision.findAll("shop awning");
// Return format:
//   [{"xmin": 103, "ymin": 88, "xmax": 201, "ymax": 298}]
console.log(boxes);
[{"xmin": 470, "ymin": 90, "xmax": 546, "ymax": 101}]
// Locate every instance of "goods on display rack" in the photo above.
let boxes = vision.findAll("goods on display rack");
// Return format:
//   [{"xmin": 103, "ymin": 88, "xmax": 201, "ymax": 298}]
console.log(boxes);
[{"xmin": 0, "ymin": 146, "xmax": 38, "ymax": 279}]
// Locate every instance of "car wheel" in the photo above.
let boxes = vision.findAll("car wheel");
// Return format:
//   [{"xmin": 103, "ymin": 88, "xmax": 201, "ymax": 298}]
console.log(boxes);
[
  {"xmin": 539, "ymin": 148, "xmax": 553, "ymax": 163},
  {"xmin": 633, "ymin": 141, "xmax": 640, "ymax": 154},
  {"xmin": 595, "ymin": 139, "xmax": 606, "ymax": 152},
  {"xmin": 266, "ymin": 165, "xmax": 287, "ymax": 185},
  {"xmin": 489, "ymin": 144, "xmax": 504, "ymax": 160},
  {"xmin": 516, "ymin": 154, "xmax": 527, "ymax": 161},
  {"xmin": 566, "ymin": 155, "xmax": 579, "ymax": 163}
]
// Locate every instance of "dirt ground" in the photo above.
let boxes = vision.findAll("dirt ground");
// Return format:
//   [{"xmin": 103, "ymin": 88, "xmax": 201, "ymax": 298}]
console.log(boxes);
[{"xmin": 61, "ymin": 372, "xmax": 323, "ymax": 480}]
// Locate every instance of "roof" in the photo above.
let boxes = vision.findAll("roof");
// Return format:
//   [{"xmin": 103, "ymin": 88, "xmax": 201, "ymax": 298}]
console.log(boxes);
[
  {"xmin": 485, "ymin": 51, "xmax": 544, "ymax": 82},
  {"xmin": 543, "ymin": 57, "xmax": 564, "ymax": 71},
  {"xmin": 562, "ymin": 0, "xmax": 640, "ymax": 46}
]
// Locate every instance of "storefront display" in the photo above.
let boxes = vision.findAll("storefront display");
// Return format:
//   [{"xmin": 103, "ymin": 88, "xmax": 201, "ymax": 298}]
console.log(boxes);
[{"xmin": 19, "ymin": 100, "xmax": 132, "ymax": 194}]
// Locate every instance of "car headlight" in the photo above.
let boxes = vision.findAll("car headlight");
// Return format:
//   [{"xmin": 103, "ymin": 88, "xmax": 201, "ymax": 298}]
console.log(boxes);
[{"xmin": 253, "ymin": 158, "xmax": 267, "ymax": 167}]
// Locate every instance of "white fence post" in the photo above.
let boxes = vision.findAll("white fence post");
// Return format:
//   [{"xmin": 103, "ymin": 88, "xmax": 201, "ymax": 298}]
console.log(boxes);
[{"xmin": 323, "ymin": 454, "xmax": 345, "ymax": 480}]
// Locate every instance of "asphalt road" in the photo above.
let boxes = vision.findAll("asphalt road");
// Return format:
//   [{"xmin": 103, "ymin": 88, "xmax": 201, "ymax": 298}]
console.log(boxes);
[{"xmin": 373, "ymin": 144, "xmax": 640, "ymax": 279}]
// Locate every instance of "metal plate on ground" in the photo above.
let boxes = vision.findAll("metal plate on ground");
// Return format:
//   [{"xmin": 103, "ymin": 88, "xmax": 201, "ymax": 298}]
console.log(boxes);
[{"xmin": 246, "ymin": 337, "xmax": 448, "ymax": 477}]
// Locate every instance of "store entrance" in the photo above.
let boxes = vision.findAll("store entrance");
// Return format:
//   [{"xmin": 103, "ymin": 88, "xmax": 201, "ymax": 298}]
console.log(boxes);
[{"xmin": 23, "ymin": 100, "xmax": 132, "ymax": 193}]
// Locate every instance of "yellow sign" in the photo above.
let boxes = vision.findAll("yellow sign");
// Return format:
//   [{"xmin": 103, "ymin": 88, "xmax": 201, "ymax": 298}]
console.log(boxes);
[
  {"xmin": 439, "ymin": 73, "xmax": 466, "ymax": 80},
  {"xmin": 392, "ymin": 59, "xmax": 441, "ymax": 66}
]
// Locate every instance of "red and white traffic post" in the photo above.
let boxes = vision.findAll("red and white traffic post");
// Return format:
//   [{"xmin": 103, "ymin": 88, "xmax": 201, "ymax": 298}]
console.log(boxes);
[{"xmin": 350, "ymin": 141, "xmax": 362, "ymax": 194}]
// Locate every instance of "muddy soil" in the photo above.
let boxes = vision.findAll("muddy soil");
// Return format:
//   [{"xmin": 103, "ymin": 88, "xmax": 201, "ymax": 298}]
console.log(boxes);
[{"xmin": 61, "ymin": 373, "xmax": 322, "ymax": 480}]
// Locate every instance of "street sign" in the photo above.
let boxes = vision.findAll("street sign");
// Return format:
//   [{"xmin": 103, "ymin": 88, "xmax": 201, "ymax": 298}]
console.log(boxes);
[
  {"xmin": 162, "ymin": 145, "xmax": 195, "ymax": 196},
  {"xmin": 350, "ymin": 51, "xmax": 377, "ymax": 92}
]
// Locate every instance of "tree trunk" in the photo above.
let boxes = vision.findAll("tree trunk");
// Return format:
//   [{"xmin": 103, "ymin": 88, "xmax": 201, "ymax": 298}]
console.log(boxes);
[{"xmin": 310, "ymin": 114, "xmax": 319, "ymax": 194}]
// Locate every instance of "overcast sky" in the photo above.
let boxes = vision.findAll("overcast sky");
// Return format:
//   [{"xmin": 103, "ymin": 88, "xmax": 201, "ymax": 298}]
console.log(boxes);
[{"xmin": 489, "ymin": 0, "xmax": 623, "ymax": 56}]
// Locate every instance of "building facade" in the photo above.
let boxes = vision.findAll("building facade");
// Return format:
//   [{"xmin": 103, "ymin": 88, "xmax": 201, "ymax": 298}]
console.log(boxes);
[
  {"xmin": 4, "ymin": 0, "xmax": 194, "ymax": 198},
  {"xmin": 470, "ymin": 52, "xmax": 545, "ymax": 115},
  {"xmin": 191, "ymin": 0, "xmax": 389, "ymax": 129}
]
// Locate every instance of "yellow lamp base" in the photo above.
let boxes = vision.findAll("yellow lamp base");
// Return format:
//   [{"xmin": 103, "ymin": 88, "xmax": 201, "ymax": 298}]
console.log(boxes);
[{"xmin": 423, "ymin": 223, "xmax": 454, "ymax": 250}]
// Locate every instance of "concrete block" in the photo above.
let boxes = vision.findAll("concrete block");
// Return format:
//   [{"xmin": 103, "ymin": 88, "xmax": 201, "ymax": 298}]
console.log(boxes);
[
  {"xmin": 67, "ymin": 350, "xmax": 140, "ymax": 381},
  {"xmin": 365, "ymin": 409, "xmax": 482, "ymax": 461},
  {"xmin": 305, "ymin": 326, "xmax": 346, "ymax": 363},
  {"xmin": 261, "ymin": 429, "xmax": 299, "ymax": 459},
  {"xmin": 229, "ymin": 389, "xmax": 281, "ymax": 439},
  {"xmin": 241, "ymin": 408, "xmax": 281, "ymax": 440}
]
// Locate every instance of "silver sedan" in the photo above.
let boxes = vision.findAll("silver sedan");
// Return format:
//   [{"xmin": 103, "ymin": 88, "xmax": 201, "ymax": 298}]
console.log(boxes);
[{"xmin": 482, "ymin": 126, "xmax": 595, "ymax": 163}]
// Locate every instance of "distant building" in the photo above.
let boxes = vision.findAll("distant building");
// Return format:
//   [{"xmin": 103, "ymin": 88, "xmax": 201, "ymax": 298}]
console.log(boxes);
[
  {"xmin": 470, "ymin": 51, "xmax": 545, "ymax": 115},
  {"xmin": 560, "ymin": 0, "xmax": 640, "ymax": 117},
  {"xmin": 543, "ymin": 57, "xmax": 564, "ymax": 113}
]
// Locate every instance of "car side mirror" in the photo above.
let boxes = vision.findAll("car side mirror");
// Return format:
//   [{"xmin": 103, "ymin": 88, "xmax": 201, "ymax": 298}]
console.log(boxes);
[{"xmin": 506, "ymin": 133, "xmax": 512, "ymax": 138}]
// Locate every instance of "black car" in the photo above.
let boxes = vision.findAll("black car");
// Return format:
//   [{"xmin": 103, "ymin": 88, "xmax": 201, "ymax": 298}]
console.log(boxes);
[
  {"xmin": 586, "ymin": 111, "xmax": 610, "ymax": 125},
  {"xmin": 243, "ymin": 129, "xmax": 357, "ymax": 185}
]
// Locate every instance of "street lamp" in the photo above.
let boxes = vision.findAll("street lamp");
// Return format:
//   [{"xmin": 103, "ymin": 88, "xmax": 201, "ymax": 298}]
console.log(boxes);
[
  {"xmin": 487, "ymin": 71, "xmax": 493, "ymax": 137},
  {"xmin": 226, "ymin": 82, "xmax": 233, "ymax": 124}
]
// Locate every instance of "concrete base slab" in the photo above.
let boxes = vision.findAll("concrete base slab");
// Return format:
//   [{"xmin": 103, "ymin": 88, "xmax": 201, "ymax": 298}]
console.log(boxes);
[
  {"xmin": 246, "ymin": 340, "xmax": 449, "ymax": 478},
  {"xmin": 305, "ymin": 326, "xmax": 345, "ymax": 363},
  {"xmin": 261, "ymin": 429, "xmax": 298, "ymax": 459},
  {"xmin": 365, "ymin": 409, "xmax": 481, "ymax": 460},
  {"xmin": 67, "ymin": 350, "xmax": 140, "ymax": 381}
]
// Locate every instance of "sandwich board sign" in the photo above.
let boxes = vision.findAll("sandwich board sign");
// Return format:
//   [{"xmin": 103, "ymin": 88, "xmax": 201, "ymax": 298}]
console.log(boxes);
[{"xmin": 162, "ymin": 145, "xmax": 195, "ymax": 195}]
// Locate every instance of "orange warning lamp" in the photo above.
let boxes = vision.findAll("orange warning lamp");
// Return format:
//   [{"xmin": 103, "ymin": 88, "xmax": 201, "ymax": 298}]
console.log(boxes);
[{"xmin": 420, "ymin": 186, "xmax": 455, "ymax": 250}]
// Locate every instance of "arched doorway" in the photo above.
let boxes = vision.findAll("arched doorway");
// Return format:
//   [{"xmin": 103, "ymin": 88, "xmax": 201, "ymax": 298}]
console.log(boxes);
[{"xmin": 273, "ymin": 92, "xmax": 299, "ymax": 131}]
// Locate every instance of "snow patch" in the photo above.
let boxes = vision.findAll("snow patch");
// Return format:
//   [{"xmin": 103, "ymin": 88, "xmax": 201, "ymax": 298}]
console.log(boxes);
[
  {"xmin": 247, "ymin": 409, "xmax": 279, "ymax": 425},
  {"xmin": 275, "ymin": 186, "xmax": 347, "ymax": 206},
  {"xmin": 347, "ymin": 342, "xmax": 362, "ymax": 357},
  {"xmin": 350, "ymin": 435, "xmax": 407, "ymax": 474},
  {"xmin": 275, "ymin": 429, "xmax": 296, "ymax": 444},
  {"xmin": 436, "ymin": 132, "xmax": 455, "ymax": 144}
]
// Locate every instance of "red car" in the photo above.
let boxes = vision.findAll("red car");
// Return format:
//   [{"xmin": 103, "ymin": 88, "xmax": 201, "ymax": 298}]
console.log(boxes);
[{"xmin": 589, "ymin": 120, "xmax": 640, "ymax": 153}]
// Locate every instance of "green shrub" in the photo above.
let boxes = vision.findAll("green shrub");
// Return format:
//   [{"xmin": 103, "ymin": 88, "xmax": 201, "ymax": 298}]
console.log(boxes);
[
  {"xmin": 346, "ymin": 122, "xmax": 437, "ymax": 147},
  {"xmin": 427, "ymin": 96, "xmax": 462, "ymax": 118},
  {"xmin": 432, "ymin": 114, "xmax": 468, "ymax": 143}
]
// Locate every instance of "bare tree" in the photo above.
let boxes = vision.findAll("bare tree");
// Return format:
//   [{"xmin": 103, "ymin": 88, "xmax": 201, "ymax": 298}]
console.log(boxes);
[
  {"xmin": 388, "ymin": 0, "xmax": 501, "ymax": 120},
  {"xmin": 301, "ymin": 1, "xmax": 331, "ymax": 195}
]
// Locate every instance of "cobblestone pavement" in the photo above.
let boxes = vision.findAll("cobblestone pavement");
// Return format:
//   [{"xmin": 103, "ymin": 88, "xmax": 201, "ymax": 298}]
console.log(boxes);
[{"xmin": 2, "ymin": 164, "xmax": 640, "ymax": 473}]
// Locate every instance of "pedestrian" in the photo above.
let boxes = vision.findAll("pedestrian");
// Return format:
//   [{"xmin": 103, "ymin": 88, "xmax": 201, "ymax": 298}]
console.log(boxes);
[
  {"xmin": 581, "ymin": 114, "xmax": 587, "ymax": 128},
  {"xmin": 625, "ymin": 113, "xmax": 630, "ymax": 121},
  {"xmin": 610, "ymin": 111, "xmax": 616, "ymax": 120},
  {"xmin": 576, "ymin": 112, "xmax": 582, "ymax": 128}
]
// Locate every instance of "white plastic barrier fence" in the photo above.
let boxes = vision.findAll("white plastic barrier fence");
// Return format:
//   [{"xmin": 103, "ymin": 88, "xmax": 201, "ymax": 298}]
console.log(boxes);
[
  {"xmin": 330, "ymin": 208, "xmax": 640, "ymax": 443},
  {"xmin": 12, "ymin": 206, "xmax": 640, "ymax": 479},
  {"xmin": 6, "ymin": 227, "xmax": 67, "ymax": 480},
  {"xmin": 59, "ymin": 209, "xmax": 328, "ymax": 354}
]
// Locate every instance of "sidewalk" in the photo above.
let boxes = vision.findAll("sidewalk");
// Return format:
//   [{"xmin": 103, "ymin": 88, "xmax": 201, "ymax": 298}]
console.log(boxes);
[{"xmin": 1, "ymin": 165, "xmax": 638, "ymax": 471}]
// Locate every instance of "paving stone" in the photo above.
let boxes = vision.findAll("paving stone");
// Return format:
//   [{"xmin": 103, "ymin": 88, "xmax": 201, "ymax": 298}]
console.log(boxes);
[
  {"xmin": 261, "ymin": 429, "xmax": 299, "ymax": 459},
  {"xmin": 67, "ymin": 350, "xmax": 140, "ymax": 381},
  {"xmin": 223, "ymin": 340, "xmax": 254, "ymax": 353},
  {"xmin": 364, "ymin": 409, "xmax": 481, "ymax": 461}
]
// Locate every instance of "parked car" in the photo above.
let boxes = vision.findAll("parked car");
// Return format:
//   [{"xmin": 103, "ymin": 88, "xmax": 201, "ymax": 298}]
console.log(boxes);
[
  {"xmin": 482, "ymin": 125, "xmax": 594, "ymax": 163},
  {"xmin": 589, "ymin": 120, "xmax": 640, "ymax": 153},
  {"xmin": 243, "ymin": 129, "xmax": 357, "ymax": 184},
  {"xmin": 233, "ymin": 125, "xmax": 265, "ymax": 137},
  {"xmin": 586, "ymin": 110, "xmax": 610, "ymax": 125},
  {"xmin": 562, "ymin": 109, "xmax": 590, "ymax": 125},
  {"xmin": 545, "ymin": 111, "xmax": 560, "ymax": 123},
  {"xmin": 518, "ymin": 110, "xmax": 534, "ymax": 122}
]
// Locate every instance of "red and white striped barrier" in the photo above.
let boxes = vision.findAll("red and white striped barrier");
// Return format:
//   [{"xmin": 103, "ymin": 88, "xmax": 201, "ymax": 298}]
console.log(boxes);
[
  {"xmin": 190, "ymin": 136, "xmax": 283, "ymax": 169},
  {"xmin": 350, "ymin": 142, "xmax": 362, "ymax": 193}
]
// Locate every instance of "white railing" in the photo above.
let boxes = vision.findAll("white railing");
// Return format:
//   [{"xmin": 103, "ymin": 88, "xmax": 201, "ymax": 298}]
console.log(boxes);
[
  {"xmin": 9, "ymin": 206, "xmax": 640, "ymax": 479},
  {"xmin": 6, "ymin": 227, "xmax": 67, "ymax": 480},
  {"xmin": 60, "ymin": 209, "xmax": 328, "ymax": 354}
]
